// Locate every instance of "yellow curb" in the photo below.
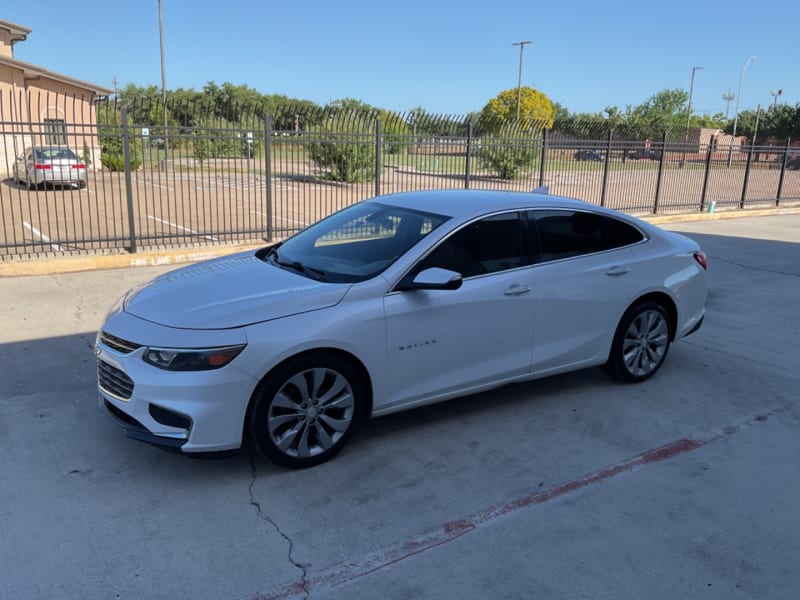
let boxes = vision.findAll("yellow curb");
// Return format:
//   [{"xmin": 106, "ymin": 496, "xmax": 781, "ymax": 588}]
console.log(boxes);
[
  {"xmin": 2, "ymin": 205, "xmax": 799, "ymax": 278},
  {"xmin": 0, "ymin": 243, "xmax": 266, "ymax": 277},
  {"xmin": 643, "ymin": 206, "xmax": 800, "ymax": 224}
]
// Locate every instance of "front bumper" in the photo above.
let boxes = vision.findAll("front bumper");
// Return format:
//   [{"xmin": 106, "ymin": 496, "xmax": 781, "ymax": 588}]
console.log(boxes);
[{"xmin": 95, "ymin": 313, "xmax": 257, "ymax": 453}]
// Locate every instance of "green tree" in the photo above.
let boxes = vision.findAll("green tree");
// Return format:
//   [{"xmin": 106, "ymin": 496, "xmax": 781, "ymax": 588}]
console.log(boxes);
[{"xmin": 478, "ymin": 87, "xmax": 555, "ymax": 133}]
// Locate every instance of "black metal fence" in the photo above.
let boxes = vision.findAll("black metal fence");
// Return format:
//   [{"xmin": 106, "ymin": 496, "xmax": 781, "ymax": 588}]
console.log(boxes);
[{"xmin": 1, "ymin": 95, "xmax": 798, "ymax": 260}]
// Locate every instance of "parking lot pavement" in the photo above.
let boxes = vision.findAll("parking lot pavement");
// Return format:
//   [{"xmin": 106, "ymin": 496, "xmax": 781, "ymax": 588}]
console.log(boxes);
[{"xmin": 0, "ymin": 215, "xmax": 798, "ymax": 600}]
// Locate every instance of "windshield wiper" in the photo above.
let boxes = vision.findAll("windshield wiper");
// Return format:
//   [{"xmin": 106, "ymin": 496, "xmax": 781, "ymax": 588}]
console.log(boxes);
[{"xmin": 268, "ymin": 249, "xmax": 327, "ymax": 281}]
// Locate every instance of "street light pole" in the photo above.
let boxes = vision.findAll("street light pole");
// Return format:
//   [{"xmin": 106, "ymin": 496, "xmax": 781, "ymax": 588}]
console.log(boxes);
[
  {"xmin": 728, "ymin": 56, "xmax": 756, "ymax": 168},
  {"xmin": 732, "ymin": 56, "xmax": 757, "ymax": 139},
  {"xmin": 511, "ymin": 40, "xmax": 533, "ymax": 122}
]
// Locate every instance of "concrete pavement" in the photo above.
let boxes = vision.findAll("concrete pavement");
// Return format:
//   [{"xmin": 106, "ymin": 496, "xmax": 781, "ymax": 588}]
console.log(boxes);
[{"xmin": 0, "ymin": 215, "xmax": 798, "ymax": 599}]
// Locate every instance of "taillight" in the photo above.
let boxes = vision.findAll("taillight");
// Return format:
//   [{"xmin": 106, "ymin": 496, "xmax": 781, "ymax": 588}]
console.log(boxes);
[
  {"xmin": 34, "ymin": 164, "xmax": 52, "ymax": 170},
  {"xmin": 693, "ymin": 250, "xmax": 707, "ymax": 270},
  {"xmin": 71, "ymin": 164, "xmax": 86, "ymax": 169}
]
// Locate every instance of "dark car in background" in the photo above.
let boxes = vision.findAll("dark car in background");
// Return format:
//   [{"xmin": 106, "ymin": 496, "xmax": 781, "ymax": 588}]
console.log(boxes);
[
  {"xmin": 628, "ymin": 149, "xmax": 662, "ymax": 161},
  {"xmin": 573, "ymin": 150, "xmax": 605, "ymax": 162}
]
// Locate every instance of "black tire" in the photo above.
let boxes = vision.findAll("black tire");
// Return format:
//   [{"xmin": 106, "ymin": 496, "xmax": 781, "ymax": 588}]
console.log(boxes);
[
  {"xmin": 249, "ymin": 352, "xmax": 366, "ymax": 468},
  {"xmin": 604, "ymin": 301, "xmax": 672, "ymax": 383}
]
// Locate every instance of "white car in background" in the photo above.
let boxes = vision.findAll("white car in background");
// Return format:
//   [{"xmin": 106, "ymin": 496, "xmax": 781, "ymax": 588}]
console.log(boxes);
[
  {"xmin": 13, "ymin": 146, "xmax": 88, "ymax": 189},
  {"xmin": 96, "ymin": 189, "xmax": 707, "ymax": 468}
]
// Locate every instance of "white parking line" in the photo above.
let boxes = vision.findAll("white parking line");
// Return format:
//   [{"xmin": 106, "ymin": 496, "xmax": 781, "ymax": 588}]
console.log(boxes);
[
  {"xmin": 135, "ymin": 175, "xmax": 174, "ymax": 192},
  {"xmin": 23, "ymin": 221, "xmax": 62, "ymax": 251},
  {"xmin": 147, "ymin": 215, "xmax": 218, "ymax": 241},
  {"xmin": 250, "ymin": 211, "xmax": 308, "ymax": 226}
]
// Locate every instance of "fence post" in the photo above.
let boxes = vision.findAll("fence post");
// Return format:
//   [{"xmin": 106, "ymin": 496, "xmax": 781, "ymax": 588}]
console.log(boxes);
[
  {"xmin": 538, "ymin": 127, "xmax": 548, "ymax": 187},
  {"xmin": 464, "ymin": 122, "xmax": 473, "ymax": 189},
  {"xmin": 121, "ymin": 107, "xmax": 137, "ymax": 253},
  {"xmin": 740, "ymin": 140, "xmax": 754, "ymax": 209},
  {"xmin": 600, "ymin": 130, "xmax": 612, "ymax": 207},
  {"xmin": 653, "ymin": 131, "xmax": 667, "ymax": 214},
  {"xmin": 264, "ymin": 113, "xmax": 273, "ymax": 242},
  {"xmin": 699, "ymin": 141, "xmax": 713, "ymax": 211},
  {"xmin": 776, "ymin": 137, "xmax": 790, "ymax": 205},
  {"xmin": 375, "ymin": 118, "xmax": 382, "ymax": 197}
]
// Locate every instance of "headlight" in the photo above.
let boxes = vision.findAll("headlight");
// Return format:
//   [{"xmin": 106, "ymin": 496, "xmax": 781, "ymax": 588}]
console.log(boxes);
[{"xmin": 142, "ymin": 344, "xmax": 246, "ymax": 371}]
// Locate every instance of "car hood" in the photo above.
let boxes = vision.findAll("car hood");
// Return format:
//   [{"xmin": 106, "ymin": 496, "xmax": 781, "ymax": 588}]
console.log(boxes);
[{"xmin": 123, "ymin": 251, "xmax": 350, "ymax": 329}]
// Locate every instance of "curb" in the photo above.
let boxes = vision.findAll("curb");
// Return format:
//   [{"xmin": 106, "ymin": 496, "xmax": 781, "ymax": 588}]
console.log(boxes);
[
  {"xmin": 1, "ymin": 206, "xmax": 799, "ymax": 278},
  {"xmin": 643, "ymin": 206, "xmax": 800, "ymax": 224}
]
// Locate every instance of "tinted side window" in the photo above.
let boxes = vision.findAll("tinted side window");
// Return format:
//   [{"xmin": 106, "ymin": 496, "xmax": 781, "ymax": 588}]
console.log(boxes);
[
  {"xmin": 418, "ymin": 212, "xmax": 526, "ymax": 277},
  {"xmin": 532, "ymin": 210, "xmax": 644, "ymax": 263},
  {"xmin": 605, "ymin": 216, "xmax": 644, "ymax": 247}
]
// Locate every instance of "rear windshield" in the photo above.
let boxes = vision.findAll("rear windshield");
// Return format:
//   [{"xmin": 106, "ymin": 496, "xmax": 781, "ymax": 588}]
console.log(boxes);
[{"xmin": 34, "ymin": 148, "xmax": 78, "ymax": 160}]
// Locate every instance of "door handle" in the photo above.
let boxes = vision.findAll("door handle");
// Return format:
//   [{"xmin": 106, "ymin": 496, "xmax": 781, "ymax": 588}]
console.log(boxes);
[
  {"xmin": 605, "ymin": 265, "xmax": 630, "ymax": 277},
  {"xmin": 504, "ymin": 284, "xmax": 531, "ymax": 296}
]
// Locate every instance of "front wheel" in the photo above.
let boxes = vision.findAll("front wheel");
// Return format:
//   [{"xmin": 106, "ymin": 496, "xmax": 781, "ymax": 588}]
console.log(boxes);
[
  {"xmin": 604, "ymin": 301, "xmax": 672, "ymax": 383},
  {"xmin": 249, "ymin": 353, "xmax": 365, "ymax": 468}
]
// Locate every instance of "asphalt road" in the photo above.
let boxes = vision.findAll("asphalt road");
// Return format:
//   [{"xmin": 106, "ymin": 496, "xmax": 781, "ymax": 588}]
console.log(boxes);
[{"xmin": 0, "ymin": 215, "xmax": 798, "ymax": 600}]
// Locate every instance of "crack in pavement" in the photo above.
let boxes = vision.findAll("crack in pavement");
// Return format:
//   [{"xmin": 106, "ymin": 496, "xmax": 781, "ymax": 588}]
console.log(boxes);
[
  {"xmin": 248, "ymin": 453, "xmax": 310, "ymax": 599},
  {"xmin": 709, "ymin": 255, "xmax": 800, "ymax": 278}
]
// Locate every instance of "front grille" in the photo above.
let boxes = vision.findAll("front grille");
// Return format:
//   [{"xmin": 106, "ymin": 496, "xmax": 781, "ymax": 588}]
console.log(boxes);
[
  {"xmin": 100, "ymin": 331, "xmax": 142, "ymax": 354},
  {"xmin": 98, "ymin": 360, "xmax": 135, "ymax": 400}
]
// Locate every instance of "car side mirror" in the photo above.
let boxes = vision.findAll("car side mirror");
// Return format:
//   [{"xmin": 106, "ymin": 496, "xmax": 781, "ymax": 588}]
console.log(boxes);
[{"xmin": 400, "ymin": 267, "xmax": 462, "ymax": 291}]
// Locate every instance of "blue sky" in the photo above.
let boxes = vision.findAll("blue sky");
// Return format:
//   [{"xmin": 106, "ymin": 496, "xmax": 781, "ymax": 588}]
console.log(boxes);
[{"xmin": 4, "ymin": 1, "xmax": 797, "ymax": 117}]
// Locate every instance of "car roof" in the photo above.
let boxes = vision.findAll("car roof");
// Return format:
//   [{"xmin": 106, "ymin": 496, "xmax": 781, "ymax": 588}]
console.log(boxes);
[{"xmin": 369, "ymin": 189, "xmax": 630, "ymax": 222}]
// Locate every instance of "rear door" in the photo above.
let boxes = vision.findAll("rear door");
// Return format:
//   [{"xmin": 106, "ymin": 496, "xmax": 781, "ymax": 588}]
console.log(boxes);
[{"xmin": 528, "ymin": 209, "xmax": 647, "ymax": 372}]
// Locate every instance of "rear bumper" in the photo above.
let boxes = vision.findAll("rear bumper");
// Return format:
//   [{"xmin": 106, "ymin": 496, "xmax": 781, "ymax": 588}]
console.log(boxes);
[
  {"xmin": 684, "ymin": 314, "xmax": 704, "ymax": 337},
  {"xmin": 32, "ymin": 170, "xmax": 87, "ymax": 185}
]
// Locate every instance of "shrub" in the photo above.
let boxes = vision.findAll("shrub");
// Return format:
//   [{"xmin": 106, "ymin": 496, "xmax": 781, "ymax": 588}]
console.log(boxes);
[
  {"xmin": 479, "ymin": 123, "xmax": 538, "ymax": 179},
  {"xmin": 307, "ymin": 116, "xmax": 376, "ymax": 182},
  {"xmin": 101, "ymin": 152, "xmax": 142, "ymax": 171}
]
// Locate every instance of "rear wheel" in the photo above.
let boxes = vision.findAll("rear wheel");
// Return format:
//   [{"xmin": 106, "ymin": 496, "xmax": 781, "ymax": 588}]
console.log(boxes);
[
  {"xmin": 249, "ymin": 352, "xmax": 365, "ymax": 468},
  {"xmin": 604, "ymin": 301, "xmax": 672, "ymax": 383}
]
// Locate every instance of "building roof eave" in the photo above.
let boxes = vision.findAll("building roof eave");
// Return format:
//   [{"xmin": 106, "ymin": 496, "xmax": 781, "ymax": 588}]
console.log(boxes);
[
  {"xmin": 0, "ymin": 55, "xmax": 113, "ymax": 96},
  {"xmin": 0, "ymin": 19, "xmax": 32, "ymax": 43}
]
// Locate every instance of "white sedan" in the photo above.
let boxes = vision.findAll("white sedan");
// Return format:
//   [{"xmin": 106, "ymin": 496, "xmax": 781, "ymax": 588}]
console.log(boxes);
[{"xmin": 96, "ymin": 190, "xmax": 707, "ymax": 468}]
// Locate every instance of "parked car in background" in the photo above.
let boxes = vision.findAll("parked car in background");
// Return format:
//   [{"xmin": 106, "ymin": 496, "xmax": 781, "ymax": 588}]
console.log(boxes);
[
  {"xmin": 786, "ymin": 154, "xmax": 800, "ymax": 170},
  {"xmin": 96, "ymin": 189, "xmax": 708, "ymax": 468},
  {"xmin": 13, "ymin": 146, "xmax": 87, "ymax": 189},
  {"xmin": 573, "ymin": 149, "xmax": 606, "ymax": 161},
  {"xmin": 628, "ymin": 149, "xmax": 662, "ymax": 161}
]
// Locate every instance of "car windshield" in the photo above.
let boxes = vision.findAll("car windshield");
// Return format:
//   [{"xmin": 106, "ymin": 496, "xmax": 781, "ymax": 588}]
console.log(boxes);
[
  {"xmin": 263, "ymin": 202, "xmax": 449, "ymax": 283},
  {"xmin": 34, "ymin": 148, "xmax": 78, "ymax": 161}
]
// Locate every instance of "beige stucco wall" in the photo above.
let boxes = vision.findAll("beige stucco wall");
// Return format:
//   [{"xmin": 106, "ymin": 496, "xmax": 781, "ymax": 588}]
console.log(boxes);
[
  {"xmin": 0, "ymin": 70, "xmax": 103, "ymax": 177},
  {"xmin": 0, "ymin": 31, "xmax": 14, "ymax": 58}
]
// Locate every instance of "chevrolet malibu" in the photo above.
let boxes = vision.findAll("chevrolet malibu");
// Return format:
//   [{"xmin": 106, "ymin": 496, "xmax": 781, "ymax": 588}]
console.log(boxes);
[{"xmin": 96, "ymin": 189, "xmax": 707, "ymax": 468}]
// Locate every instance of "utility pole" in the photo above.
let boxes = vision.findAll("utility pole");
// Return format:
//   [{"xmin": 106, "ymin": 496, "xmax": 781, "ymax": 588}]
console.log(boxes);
[
  {"xmin": 512, "ymin": 40, "xmax": 533, "ymax": 122},
  {"xmin": 681, "ymin": 66, "xmax": 703, "ymax": 168},
  {"xmin": 159, "ymin": 0, "xmax": 169, "ymax": 165}
]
